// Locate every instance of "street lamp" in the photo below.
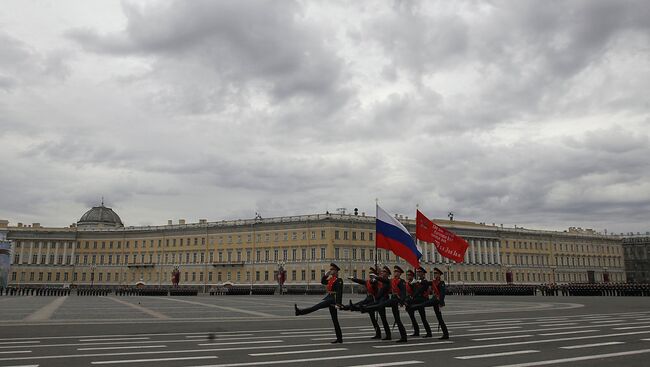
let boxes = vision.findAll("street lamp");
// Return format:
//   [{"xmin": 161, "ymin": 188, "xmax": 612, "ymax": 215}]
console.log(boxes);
[
  {"xmin": 445, "ymin": 264, "xmax": 451, "ymax": 285},
  {"xmin": 90, "ymin": 265, "xmax": 97, "ymax": 287},
  {"xmin": 277, "ymin": 261, "xmax": 286, "ymax": 295}
]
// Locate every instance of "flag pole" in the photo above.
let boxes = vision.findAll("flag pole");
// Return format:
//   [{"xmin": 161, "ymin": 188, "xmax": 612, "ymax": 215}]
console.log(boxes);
[
  {"xmin": 375, "ymin": 198, "xmax": 379, "ymax": 271},
  {"xmin": 416, "ymin": 203, "xmax": 420, "ymax": 267}
]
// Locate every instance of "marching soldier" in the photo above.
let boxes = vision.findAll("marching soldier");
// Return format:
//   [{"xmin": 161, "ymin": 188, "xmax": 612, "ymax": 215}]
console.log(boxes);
[
  {"xmin": 364, "ymin": 265, "xmax": 408, "ymax": 343},
  {"xmin": 406, "ymin": 267, "xmax": 432, "ymax": 338},
  {"xmin": 408, "ymin": 267, "xmax": 449, "ymax": 339},
  {"xmin": 343, "ymin": 266, "xmax": 383, "ymax": 339},
  {"xmin": 295, "ymin": 263, "xmax": 344, "ymax": 343}
]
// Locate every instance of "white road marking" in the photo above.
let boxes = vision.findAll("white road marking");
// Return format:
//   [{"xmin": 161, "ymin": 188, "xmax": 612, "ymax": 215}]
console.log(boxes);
[
  {"xmin": 91, "ymin": 356, "xmax": 218, "ymax": 364},
  {"xmin": 456, "ymin": 350, "xmax": 539, "ymax": 359},
  {"xmin": 344, "ymin": 361, "xmax": 424, "ymax": 367},
  {"xmin": 373, "ymin": 341, "xmax": 453, "ymax": 349},
  {"xmin": 0, "ymin": 341, "xmax": 40, "ymax": 345},
  {"xmin": 591, "ymin": 319, "xmax": 624, "ymax": 323},
  {"xmin": 186, "ymin": 334, "xmax": 253, "ymax": 338},
  {"xmin": 538, "ymin": 323, "xmax": 576, "ymax": 327},
  {"xmin": 23, "ymin": 297, "xmax": 68, "ymax": 322},
  {"xmin": 473, "ymin": 335, "xmax": 533, "ymax": 341},
  {"xmin": 492, "ymin": 348, "xmax": 650, "ymax": 367},
  {"xmin": 537, "ymin": 330, "xmax": 599, "ymax": 336},
  {"xmin": 159, "ymin": 297, "xmax": 276, "ymax": 318},
  {"xmin": 80, "ymin": 338, "xmax": 150, "ymax": 342},
  {"xmin": 104, "ymin": 297, "xmax": 170, "ymax": 320},
  {"xmin": 0, "ymin": 351, "xmax": 32, "ymax": 355},
  {"xmin": 192, "ymin": 341, "xmax": 283, "ymax": 346},
  {"xmin": 311, "ymin": 335, "xmax": 372, "ymax": 341},
  {"xmin": 78, "ymin": 345, "xmax": 167, "ymax": 351},
  {"xmin": 615, "ymin": 325, "xmax": 650, "ymax": 330},
  {"xmin": 468, "ymin": 326, "xmax": 522, "ymax": 332},
  {"xmin": 249, "ymin": 348, "xmax": 346, "ymax": 356},
  {"xmin": 560, "ymin": 341, "xmax": 625, "ymax": 349}
]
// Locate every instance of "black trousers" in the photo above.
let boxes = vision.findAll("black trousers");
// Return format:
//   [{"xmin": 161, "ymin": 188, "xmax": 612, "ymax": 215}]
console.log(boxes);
[
  {"xmin": 365, "ymin": 297, "xmax": 406, "ymax": 340},
  {"xmin": 298, "ymin": 298, "xmax": 342, "ymax": 341},
  {"xmin": 409, "ymin": 298, "xmax": 448, "ymax": 336},
  {"xmin": 407, "ymin": 302, "xmax": 431, "ymax": 336},
  {"xmin": 351, "ymin": 295, "xmax": 381, "ymax": 336}
]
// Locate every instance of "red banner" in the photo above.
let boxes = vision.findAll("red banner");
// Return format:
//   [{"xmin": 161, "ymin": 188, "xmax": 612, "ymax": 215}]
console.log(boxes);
[{"xmin": 416, "ymin": 210, "xmax": 469, "ymax": 263}]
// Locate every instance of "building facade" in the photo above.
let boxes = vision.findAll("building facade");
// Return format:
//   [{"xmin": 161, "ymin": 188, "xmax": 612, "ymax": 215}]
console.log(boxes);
[
  {"xmin": 623, "ymin": 235, "xmax": 650, "ymax": 283},
  {"xmin": 1, "ymin": 206, "xmax": 626, "ymax": 288}
]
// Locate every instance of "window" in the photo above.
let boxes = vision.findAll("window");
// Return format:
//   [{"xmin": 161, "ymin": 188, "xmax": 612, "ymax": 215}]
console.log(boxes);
[
  {"xmin": 320, "ymin": 247, "xmax": 326, "ymax": 259},
  {"xmin": 369, "ymin": 233, "xmax": 374, "ymax": 241},
  {"xmin": 335, "ymin": 231, "xmax": 340, "ymax": 240},
  {"xmin": 321, "ymin": 230, "xmax": 326, "ymax": 239}
]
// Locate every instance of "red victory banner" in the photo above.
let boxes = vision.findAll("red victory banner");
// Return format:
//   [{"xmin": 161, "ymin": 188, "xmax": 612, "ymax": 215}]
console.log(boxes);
[{"xmin": 416, "ymin": 210, "xmax": 469, "ymax": 263}]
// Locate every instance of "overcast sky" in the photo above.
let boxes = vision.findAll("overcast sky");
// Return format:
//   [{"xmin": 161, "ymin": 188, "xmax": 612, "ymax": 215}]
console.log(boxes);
[{"xmin": 1, "ymin": 0, "xmax": 648, "ymax": 234}]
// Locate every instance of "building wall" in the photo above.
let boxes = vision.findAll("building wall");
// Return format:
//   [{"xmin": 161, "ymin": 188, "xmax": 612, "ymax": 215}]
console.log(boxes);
[
  {"xmin": 3, "ymin": 213, "xmax": 626, "ymax": 287},
  {"xmin": 623, "ymin": 236, "xmax": 650, "ymax": 283}
]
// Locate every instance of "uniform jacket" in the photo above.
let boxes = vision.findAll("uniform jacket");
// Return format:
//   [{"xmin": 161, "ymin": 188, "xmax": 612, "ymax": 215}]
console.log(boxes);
[{"xmin": 322, "ymin": 275, "xmax": 343, "ymax": 305}]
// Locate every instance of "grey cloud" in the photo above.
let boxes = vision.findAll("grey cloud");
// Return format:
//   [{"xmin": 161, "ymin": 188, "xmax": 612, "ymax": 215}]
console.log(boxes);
[{"xmin": 67, "ymin": 0, "xmax": 350, "ymax": 114}]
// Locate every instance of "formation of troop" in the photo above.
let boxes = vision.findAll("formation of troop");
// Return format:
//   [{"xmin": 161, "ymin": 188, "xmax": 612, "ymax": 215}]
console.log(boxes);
[
  {"xmin": 0, "ymin": 287, "xmax": 71, "ymax": 296},
  {"xmin": 294, "ymin": 262, "xmax": 449, "ymax": 344},
  {"xmin": 448, "ymin": 284, "xmax": 537, "ymax": 296},
  {"xmin": 76, "ymin": 288, "xmax": 111, "ymax": 296},
  {"xmin": 540, "ymin": 283, "xmax": 650, "ymax": 297},
  {"xmin": 115, "ymin": 287, "xmax": 168, "ymax": 296}
]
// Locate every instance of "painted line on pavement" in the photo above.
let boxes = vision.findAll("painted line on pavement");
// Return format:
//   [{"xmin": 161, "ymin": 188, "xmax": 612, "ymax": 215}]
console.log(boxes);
[
  {"xmin": 344, "ymin": 361, "xmax": 424, "ymax": 367},
  {"xmin": 91, "ymin": 356, "xmax": 218, "ymax": 365},
  {"xmin": 250, "ymin": 348, "xmax": 346, "ymax": 356},
  {"xmin": 456, "ymin": 350, "xmax": 539, "ymax": 359},
  {"xmin": 104, "ymin": 297, "xmax": 170, "ymax": 320},
  {"xmin": 23, "ymin": 297, "xmax": 67, "ymax": 322},
  {"xmin": 537, "ymin": 330, "xmax": 599, "ymax": 336},
  {"xmin": 492, "ymin": 348, "xmax": 650, "ymax": 367},
  {"xmin": 560, "ymin": 341, "xmax": 625, "ymax": 349},
  {"xmin": 80, "ymin": 338, "xmax": 150, "ymax": 342},
  {"xmin": 78, "ymin": 345, "xmax": 166, "ymax": 351},
  {"xmin": 473, "ymin": 335, "xmax": 533, "ymax": 341},
  {"xmin": 0, "ymin": 351, "xmax": 32, "ymax": 355},
  {"xmin": 468, "ymin": 326, "xmax": 522, "ymax": 332},
  {"xmin": 158, "ymin": 297, "xmax": 276, "ymax": 318}
]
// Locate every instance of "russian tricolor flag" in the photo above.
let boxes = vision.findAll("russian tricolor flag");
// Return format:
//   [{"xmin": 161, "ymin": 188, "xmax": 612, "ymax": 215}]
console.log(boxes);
[{"xmin": 376, "ymin": 204, "xmax": 422, "ymax": 268}]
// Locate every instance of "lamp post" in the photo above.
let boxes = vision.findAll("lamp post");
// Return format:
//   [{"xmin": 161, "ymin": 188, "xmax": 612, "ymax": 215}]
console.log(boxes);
[
  {"xmin": 90, "ymin": 265, "xmax": 97, "ymax": 287},
  {"xmin": 550, "ymin": 266, "xmax": 556, "ymax": 284},
  {"xmin": 277, "ymin": 260, "xmax": 286, "ymax": 295},
  {"xmin": 445, "ymin": 264, "xmax": 451, "ymax": 285}
]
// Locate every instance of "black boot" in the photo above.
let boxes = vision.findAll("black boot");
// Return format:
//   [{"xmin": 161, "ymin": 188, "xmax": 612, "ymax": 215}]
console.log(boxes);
[
  {"xmin": 294, "ymin": 304, "xmax": 301, "ymax": 316},
  {"xmin": 422, "ymin": 333, "xmax": 432, "ymax": 338},
  {"xmin": 330, "ymin": 339, "xmax": 343, "ymax": 344},
  {"xmin": 439, "ymin": 334, "xmax": 449, "ymax": 340}
]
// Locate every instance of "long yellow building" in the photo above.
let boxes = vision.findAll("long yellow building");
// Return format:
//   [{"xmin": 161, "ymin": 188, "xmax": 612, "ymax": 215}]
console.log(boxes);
[{"xmin": 0, "ymin": 205, "xmax": 626, "ymax": 288}]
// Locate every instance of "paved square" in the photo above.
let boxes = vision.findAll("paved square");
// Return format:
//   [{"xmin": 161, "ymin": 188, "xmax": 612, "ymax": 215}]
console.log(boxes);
[{"xmin": 1, "ymin": 295, "xmax": 650, "ymax": 367}]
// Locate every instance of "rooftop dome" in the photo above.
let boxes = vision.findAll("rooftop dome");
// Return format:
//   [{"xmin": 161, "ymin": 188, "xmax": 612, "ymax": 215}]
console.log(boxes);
[{"xmin": 77, "ymin": 204, "xmax": 124, "ymax": 228}]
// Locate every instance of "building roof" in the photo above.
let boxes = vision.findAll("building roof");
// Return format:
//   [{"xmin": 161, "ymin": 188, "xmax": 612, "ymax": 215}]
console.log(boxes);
[{"xmin": 77, "ymin": 205, "xmax": 124, "ymax": 228}]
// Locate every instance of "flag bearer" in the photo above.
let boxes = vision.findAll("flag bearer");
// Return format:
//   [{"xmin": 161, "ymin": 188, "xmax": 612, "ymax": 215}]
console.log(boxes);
[
  {"xmin": 408, "ymin": 267, "xmax": 449, "ymax": 339},
  {"xmin": 364, "ymin": 265, "xmax": 408, "ymax": 342}
]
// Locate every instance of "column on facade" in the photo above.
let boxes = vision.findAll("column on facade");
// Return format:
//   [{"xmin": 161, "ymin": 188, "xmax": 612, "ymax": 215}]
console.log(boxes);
[
  {"xmin": 470, "ymin": 240, "xmax": 476, "ymax": 264},
  {"xmin": 477, "ymin": 239, "xmax": 483, "ymax": 264},
  {"xmin": 489, "ymin": 240, "xmax": 494, "ymax": 264},
  {"xmin": 464, "ymin": 244, "xmax": 469, "ymax": 263},
  {"xmin": 496, "ymin": 241, "xmax": 501, "ymax": 264}
]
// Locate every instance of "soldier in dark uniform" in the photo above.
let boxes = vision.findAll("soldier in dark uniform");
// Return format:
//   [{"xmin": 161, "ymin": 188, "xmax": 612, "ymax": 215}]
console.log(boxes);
[
  {"xmin": 408, "ymin": 267, "xmax": 449, "ymax": 339},
  {"xmin": 406, "ymin": 267, "xmax": 432, "ymax": 338},
  {"xmin": 364, "ymin": 265, "xmax": 408, "ymax": 343},
  {"xmin": 343, "ymin": 266, "xmax": 383, "ymax": 339},
  {"xmin": 295, "ymin": 263, "xmax": 344, "ymax": 343}
]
